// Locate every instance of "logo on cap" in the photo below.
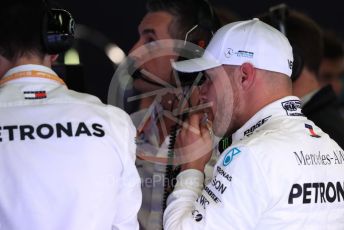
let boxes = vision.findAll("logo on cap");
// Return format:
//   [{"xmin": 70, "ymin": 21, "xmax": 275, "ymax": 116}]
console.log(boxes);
[
  {"xmin": 288, "ymin": 59, "xmax": 293, "ymax": 70},
  {"xmin": 236, "ymin": 50, "xmax": 254, "ymax": 58},
  {"xmin": 225, "ymin": 48, "xmax": 234, "ymax": 58}
]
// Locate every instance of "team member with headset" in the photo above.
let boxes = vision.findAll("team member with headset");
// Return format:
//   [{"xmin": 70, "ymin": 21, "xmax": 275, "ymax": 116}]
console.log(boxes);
[
  {"xmin": 125, "ymin": 0, "xmax": 220, "ymax": 229},
  {"xmin": 163, "ymin": 18, "xmax": 344, "ymax": 229},
  {"xmin": 0, "ymin": 0, "xmax": 141, "ymax": 229},
  {"xmin": 260, "ymin": 5, "xmax": 344, "ymax": 149}
]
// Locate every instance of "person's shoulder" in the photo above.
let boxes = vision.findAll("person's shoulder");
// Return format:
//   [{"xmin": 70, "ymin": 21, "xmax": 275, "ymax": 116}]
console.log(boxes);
[
  {"xmin": 222, "ymin": 121, "xmax": 299, "ymax": 164},
  {"xmin": 235, "ymin": 121, "xmax": 292, "ymax": 150},
  {"xmin": 66, "ymin": 89, "xmax": 119, "ymax": 108},
  {"xmin": 63, "ymin": 89, "xmax": 102, "ymax": 105},
  {"xmin": 236, "ymin": 116, "xmax": 341, "ymax": 158},
  {"xmin": 217, "ymin": 117, "xmax": 344, "ymax": 178},
  {"xmin": 65, "ymin": 89, "xmax": 133, "ymax": 124}
]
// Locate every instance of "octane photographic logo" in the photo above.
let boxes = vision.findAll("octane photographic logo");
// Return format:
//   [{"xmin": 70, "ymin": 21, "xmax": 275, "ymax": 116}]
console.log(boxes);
[{"xmin": 108, "ymin": 39, "xmax": 233, "ymax": 165}]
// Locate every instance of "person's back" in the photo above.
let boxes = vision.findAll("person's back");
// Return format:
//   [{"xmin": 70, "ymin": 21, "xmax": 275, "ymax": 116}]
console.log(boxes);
[
  {"xmin": 0, "ymin": 1, "xmax": 141, "ymax": 229},
  {"xmin": 165, "ymin": 96, "xmax": 344, "ymax": 229},
  {"xmin": 0, "ymin": 65, "xmax": 141, "ymax": 229},
  {"xmin": 224, "ymin": 98, "xmax": 344, "ymax": 228}
]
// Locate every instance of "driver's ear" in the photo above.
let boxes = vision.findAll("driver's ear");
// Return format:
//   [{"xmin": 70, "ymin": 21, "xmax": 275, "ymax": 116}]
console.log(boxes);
[{"xmin": 238, "ymin": 62, "xmax": 256, "ymax": 91}]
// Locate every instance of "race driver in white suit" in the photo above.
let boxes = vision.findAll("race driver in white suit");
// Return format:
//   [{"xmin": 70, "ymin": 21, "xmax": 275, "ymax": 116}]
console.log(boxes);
[{"xmin": 163, "ymin": 18, "xmax": 344, "ymax": 229}]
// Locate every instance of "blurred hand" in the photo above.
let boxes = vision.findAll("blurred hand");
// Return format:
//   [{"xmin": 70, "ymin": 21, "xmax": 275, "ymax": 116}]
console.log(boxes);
[{"xmin": 175, "ymin": 113, "xmax": 214, "ymax": 172}]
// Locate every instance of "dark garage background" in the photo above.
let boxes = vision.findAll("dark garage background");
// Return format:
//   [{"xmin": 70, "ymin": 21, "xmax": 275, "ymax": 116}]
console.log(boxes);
[{"xmin": 55, "ymin": 0, "xmax": 344, "ymax": 103}]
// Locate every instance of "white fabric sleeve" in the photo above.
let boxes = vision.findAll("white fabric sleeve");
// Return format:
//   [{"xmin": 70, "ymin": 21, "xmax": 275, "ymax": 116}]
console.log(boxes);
[
  {"xmin": 163, "ymin": 169, "xmax": 205, "ymax": 230},
  {"xmin": 163, "ymin": 147, "xmax": 270, "ymax": 229},
  {"xmin": 112, "ymin": 118, "xmax": 142, "ymax": 230}
]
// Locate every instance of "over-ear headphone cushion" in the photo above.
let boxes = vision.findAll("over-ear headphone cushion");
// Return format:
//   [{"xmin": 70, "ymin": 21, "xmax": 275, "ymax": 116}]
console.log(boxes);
[
  {"xmin": 176, "ymin": 0, "xmax": 219, "ymax": 86},
  {"xmin": 42, "ymin": 3, "xmax": 75, "ymax": 54},
  {"xmin": 196, "ymin": 0, "xmax": 220, "ymax": 32},
  {"xmin": 291, "ymin": 46, "xmax": 304, "ymax": 82}
]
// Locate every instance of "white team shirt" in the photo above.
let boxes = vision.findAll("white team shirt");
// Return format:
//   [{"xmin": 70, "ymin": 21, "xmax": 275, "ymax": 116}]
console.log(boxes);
[
  {"xmin": 0, "ymin": 65, "xmax": 141, "ymax": 230},
  {"xmin": 164, "ymin": 96, "xmax": 344, "ymax": 229}
]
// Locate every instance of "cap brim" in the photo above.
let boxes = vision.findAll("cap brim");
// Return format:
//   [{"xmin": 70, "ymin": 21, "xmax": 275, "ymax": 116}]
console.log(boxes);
[{"xmin": 172, "ymin": 57, "xmax": 221, "ymax": 73}]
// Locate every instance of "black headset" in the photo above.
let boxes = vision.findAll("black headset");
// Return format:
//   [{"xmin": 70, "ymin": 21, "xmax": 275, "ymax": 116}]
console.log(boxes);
[
  {"xmin": 177, "ymin": 0, "xmax": 220, "ymax": 86},
  {"xmin": 268, "ymin": 4, "xmax": 304, "ymax": 82},
  {"xmin": 186, "ymin": 0, "xmax": 220, "ymax": 47},
  {"xmin": 42, "ymin": 0, "xmax": 75, "ymax": 54}
]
